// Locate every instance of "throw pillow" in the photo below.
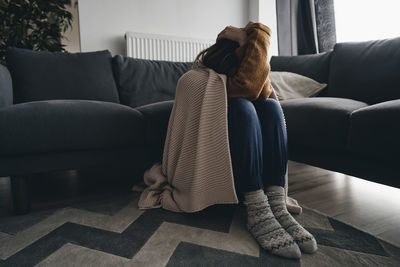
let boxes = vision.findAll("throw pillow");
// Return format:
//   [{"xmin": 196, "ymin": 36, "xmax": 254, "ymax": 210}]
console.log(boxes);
[
  {"xmin": 269, "ymin": 71, "xmax": 327, "ymax": 100},
  {"xmin": 6, "ymin": 48, "xmax": 120, "ymax": 103},
  {"xmin": 112, "ymin": 56, "xmax": 192, "ymax": 108}
]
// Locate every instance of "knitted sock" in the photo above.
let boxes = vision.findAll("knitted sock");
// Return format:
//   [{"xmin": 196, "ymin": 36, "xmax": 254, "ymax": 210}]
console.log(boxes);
[
  {"xmin": 265, "ymin": 186, "xmax": 318, "ymax": 254},
  {"xmin": 243, "ymin": 191, "xmax": 301, "ymax": 259}
]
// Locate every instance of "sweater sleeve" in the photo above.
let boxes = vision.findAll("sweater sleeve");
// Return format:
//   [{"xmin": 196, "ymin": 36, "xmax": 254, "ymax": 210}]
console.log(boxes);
[{"xmin": 227, "ymin": 23, "xmax": 272, "ymax": 101}]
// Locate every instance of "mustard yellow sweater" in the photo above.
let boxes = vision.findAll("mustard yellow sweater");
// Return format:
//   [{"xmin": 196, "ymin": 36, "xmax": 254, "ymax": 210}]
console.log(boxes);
[{"xmin": 227, "ymin": 22, "xmax": 273, "ymax": 101}]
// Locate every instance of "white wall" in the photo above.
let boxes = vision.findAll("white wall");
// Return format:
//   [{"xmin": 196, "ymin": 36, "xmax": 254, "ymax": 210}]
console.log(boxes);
[
  {"xmin": 248, "ymin": 0, "xmax": 278, "ymax": 57},
  {"xmin": 258, "ymin": 0, "xmax": 278, "ymax": 57},
  {"xmin": 62, "ymin": 0, "xmax": 81, "ymax": 52},
  {"xmin": 79, "ymin": 0, "xmax": 249, "ymax": 55}
]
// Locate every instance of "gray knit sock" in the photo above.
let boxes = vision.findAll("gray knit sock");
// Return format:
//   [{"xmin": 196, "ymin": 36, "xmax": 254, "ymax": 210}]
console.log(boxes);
[
  {"xmin": 243, "ymin": 191, "xmax": 301, "ymax": 259},
  {"xmin": 265, "ymin": 186, "xmax": 318, "ymax": 254}
]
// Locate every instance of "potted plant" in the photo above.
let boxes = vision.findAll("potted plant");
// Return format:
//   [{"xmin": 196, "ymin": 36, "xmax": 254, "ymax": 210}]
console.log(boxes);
[{"xmin": 0, "ymin": 0, "xmax": 73, "ymax": 65}]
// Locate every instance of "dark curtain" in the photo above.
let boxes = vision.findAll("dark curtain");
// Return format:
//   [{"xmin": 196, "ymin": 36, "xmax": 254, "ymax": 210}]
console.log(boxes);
[
  {"xmin": 314, "ymin": 0, "xmax": 337, "ymax": 53},
  {"xmin": 276, "ymin": 0, "xmax": 336, "ymax": 56},
  {"xmin": 297, "ymin": 0, "xmax": 318, "ymax": 54}
]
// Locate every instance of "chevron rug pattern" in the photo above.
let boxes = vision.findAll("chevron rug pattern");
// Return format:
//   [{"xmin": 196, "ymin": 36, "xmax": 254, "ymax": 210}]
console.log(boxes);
[{"xmin": 0, "ymin": 191, "xmax": 399, "ymax": 267}]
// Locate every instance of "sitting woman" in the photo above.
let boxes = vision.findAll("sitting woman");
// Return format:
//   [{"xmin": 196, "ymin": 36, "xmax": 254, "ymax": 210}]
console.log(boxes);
[{"xmin": 138, "ymin": 22, "xmax": 317, "ymax": 259}]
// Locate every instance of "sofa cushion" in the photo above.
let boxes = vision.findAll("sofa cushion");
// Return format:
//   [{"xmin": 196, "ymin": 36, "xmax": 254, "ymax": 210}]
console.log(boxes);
[
  {"xmin": 280, "ymin": 97, "xmax": 368, "ymax": 150},
  {"xmin": 136, "ymin": 100, "xmax": 174, "ymax": 160},
  {"xmin": 112, "ymin": 56, "xmax": 191, "ymax": 108},
  {"xmin": 348, "ymin": 99, "xmax": 400, "ymax": 159},
  {"xmin": 270, "ymin": 51, "xmax": 332, "ymax": 84},
  {"xmin": 0, "ymin": 100, "xmax": 144, "ymax": 155},
  {"xmin": 328, "ymin": 37, "xmax": 400, "ymax": 104},
  {"xmin": 6, "ymin": 48, "xmax": 120, "ymax": 104}
]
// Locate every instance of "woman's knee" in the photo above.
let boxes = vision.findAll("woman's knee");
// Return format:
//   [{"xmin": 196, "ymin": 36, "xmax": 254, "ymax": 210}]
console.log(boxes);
[
  {"xmin": 228, "ymin": 98, "xmax": 259, "ymax": 124},
  {"xmin": 263, "ymin": 98, "xmax": 282, "ymax": 112},
  {"xmin": 256, "ymin": 98, "xmax": 285, "ymax": 121}
]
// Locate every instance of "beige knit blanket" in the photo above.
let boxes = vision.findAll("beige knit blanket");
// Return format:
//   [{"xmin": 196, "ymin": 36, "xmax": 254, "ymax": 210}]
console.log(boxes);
[{"xmin": 136, "ymin": 67, "xmax": 302, "ymax": 214}]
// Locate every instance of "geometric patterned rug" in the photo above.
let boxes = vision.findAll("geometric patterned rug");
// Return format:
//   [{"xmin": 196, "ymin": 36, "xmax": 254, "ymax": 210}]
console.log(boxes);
[{"xmin": 1, "ymin": 191, "xmax": 399, "ymax": 267}]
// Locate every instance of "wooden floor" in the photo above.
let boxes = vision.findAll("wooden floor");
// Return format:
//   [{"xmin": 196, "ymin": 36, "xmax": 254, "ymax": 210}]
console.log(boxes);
[
  {"xmin": 287, "ymin": 160, "xmax": 400, "ymax": 248},
  {"xmin": 1, "ymin": 161, "xmax": 400, "ymax": 248}
]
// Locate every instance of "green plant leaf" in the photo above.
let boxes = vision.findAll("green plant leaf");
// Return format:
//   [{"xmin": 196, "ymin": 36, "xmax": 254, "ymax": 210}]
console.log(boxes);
[{"xmin": 0, "ymin": 0, "xmax": 73, "ymax": 65}]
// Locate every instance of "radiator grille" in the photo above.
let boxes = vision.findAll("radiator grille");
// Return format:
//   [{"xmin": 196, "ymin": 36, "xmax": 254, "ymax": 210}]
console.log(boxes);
[{"xmin": 125, "ymin": 32, "xmax": 214, "ymax": 62}]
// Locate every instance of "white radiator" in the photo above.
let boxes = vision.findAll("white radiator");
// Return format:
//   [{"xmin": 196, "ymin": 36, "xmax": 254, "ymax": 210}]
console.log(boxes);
[{"xmin": 125, "ymin": 32, "xmax": 214, "ymax": 62}]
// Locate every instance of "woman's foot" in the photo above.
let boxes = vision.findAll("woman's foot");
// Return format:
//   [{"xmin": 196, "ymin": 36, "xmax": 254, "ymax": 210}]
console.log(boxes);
[
  {"xmin": 265, "ymin": 186, "xmax": 318, "ymax": 254},
  {"xmin": 243, "ymin": 191, "xmax": 301, "ymax": 259}
]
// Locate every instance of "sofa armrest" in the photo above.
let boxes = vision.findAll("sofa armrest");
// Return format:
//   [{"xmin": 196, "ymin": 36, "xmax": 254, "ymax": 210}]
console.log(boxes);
[{"xmin": 0, "ymin": 64, "xmax": 13, "ymax": 108}]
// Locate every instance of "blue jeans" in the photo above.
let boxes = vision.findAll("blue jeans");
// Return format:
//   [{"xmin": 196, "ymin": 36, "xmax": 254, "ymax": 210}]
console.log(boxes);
[{"xmin": 227, "ymin": 98, "xmax": 288, "ymax": 198}]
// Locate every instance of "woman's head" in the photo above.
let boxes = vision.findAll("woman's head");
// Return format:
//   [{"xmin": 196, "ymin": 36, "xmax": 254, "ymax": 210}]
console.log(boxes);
[{"xmin": 193, "ymin": 38, "xmax": 240, "ymax": 77}]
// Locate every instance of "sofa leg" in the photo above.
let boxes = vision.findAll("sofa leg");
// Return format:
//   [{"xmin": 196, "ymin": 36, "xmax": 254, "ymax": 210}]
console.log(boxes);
[{"xmin": 10, "ymin": 175, "xmax": 31, "ymax": 215}]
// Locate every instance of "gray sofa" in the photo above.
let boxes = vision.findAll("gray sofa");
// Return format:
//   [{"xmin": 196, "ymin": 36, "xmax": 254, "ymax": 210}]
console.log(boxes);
[
  {"xmin": 0, "ymin": 48, "xmax": 190, "ymax": 214},
  {"xmin": 1, "ymin": 36, "xmax": 399, "ymax": 214},
  {"xmin": 271, "ymin": 36, "xmax": 400, "ymax": 188}
]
